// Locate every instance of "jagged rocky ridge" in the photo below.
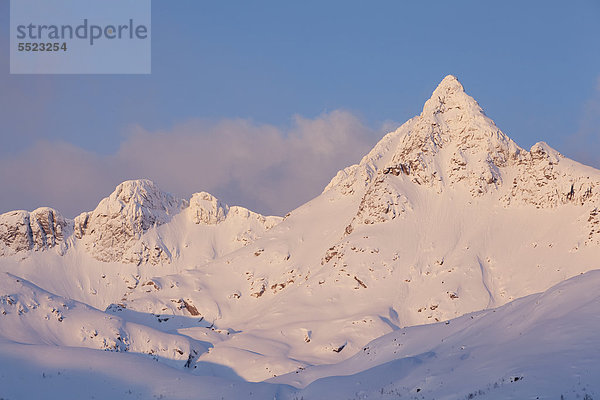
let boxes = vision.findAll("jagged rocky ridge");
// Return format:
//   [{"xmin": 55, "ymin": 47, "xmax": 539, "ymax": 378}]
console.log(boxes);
[
  {"xmin": 0, "ymin": 179, "xmax": 281, "ymax": 264},
  {"xmin": 328, "ymin": 76, "xmax": 600, "ymax": 236}
]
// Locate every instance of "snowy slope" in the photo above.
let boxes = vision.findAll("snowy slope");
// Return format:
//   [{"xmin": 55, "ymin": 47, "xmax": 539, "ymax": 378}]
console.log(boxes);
[
  {"xmin": 0, "ymin": 180, "xmax": 281, "ymax": 311},
  {"xmin": 274, "ymin": 270, "xmax": 600, "ymax": 399},
  {"xmin": 0, "ymin": 340, "xmax": 294, "ymax": 400},
  {"xmin": 0, "ymin": 273, "xmax": 206, "ymax": 369},
  {"xmin": 0, "ymin": 75, "xmax": 599, "ymax": 396},
  {"xmin": 1, "ymin": 270, "xmax": 599, "ymax": 399}
]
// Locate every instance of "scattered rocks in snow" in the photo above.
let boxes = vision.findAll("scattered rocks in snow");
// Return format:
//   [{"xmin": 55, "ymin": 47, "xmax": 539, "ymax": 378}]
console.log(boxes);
[
  {"xmin": 332, "ymin": 343, "xmax": 346, "ymax": 353},
  {"xmin": 250, "ymin": 280, "xmax": 267, "ymax": 298},
  {"xmin": 175, "ymin": 299, "xmax": 200, "ymax": 316},
  {"xmin": 354, "ymin": 276, "xmax": 367, "ymax": 289},
  {"xmin": 346, "ymin": 177, "xmax": 412, "ymax": 230},
  {"xmin": 304, "ymin": 332, "xmax": 311, "ymax": 343}
]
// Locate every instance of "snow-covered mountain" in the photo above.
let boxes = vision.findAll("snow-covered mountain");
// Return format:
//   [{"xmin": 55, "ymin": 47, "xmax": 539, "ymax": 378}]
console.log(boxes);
[
  {"xmin": 1, "ymin": 75, "xmax": 599, "ymax": 398},
  {"xmin": 1, "ymin": 179, "xmax": 281, "ymax": 265}
]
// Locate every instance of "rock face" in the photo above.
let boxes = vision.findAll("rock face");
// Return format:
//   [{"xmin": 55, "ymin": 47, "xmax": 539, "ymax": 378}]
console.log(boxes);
[
  {"xmin": 329, "ymin": 76, "xmax": 522, "ymax": 195},
  {"xmin": 346, "ymin": 178, "xmax": 412, "ymax": 232},
  {"xmin": 188, "ymin": 192, "xmax": 229, "ymax": 225},
  {"xmin": 389, "ymin": 75, "xmax": 521, "ymax": 194},
  {"xmin": 501, "ymin": 141, "xmax": 599, "ymax": 208},
  {"xmin": 327, "ymin": 75, "xmax": 600, "ymax": 233},
  {"xmin": 0, "ymin": 208, "xmax": 70, "ymax": 256},
  {"xmin": 186, "ymin": 192, "xmax": 282, "ymax": 250},
  {"xmin": 74, "ymin": 179, "xmax": 187, "ymax": 264}
]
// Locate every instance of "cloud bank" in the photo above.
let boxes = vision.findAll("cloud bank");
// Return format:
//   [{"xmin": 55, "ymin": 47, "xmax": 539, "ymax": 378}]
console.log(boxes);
[{"xmin": 0, "ymin": 110, "xmax": 382, "ymax": 217}]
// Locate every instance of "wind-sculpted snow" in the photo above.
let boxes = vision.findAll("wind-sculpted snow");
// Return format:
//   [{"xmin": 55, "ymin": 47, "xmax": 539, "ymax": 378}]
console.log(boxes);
[
  {"xmin": 1, "ymin": 271, "xmax": 599, "ymax": 399},
  {"xmin": 0, "ymin": 273, "xmax": 207, "ymax": 369}
]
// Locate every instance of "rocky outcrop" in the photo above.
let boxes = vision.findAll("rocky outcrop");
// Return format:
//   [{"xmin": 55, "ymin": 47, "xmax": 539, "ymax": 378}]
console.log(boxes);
[
  {"xmin": 74, "ymin": 179, "xmax": 187, "ymax": 263},
  {"xmin": 345, "ymin": 176, "xmax": 411, "ymax": 233},
  {"xmin": 0, "ymin": 208, "xmax": 70, "ymax": 256},
  {"xmin": 188, "ymin": 192, "xmax": 281, "ymax": 229},
  {"xmin": 188, "ymin": 192, "xmax": 229, "ymax": 225},
  {"xmin": 501, "ymin": 142, "xmax": 599, "ymax": 208}
]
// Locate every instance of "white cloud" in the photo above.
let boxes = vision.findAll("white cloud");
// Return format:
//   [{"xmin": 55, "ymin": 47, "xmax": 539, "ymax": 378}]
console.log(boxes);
[{"xmin": 0, "ymin": 110, "xmax": 381, "ymax": 217}]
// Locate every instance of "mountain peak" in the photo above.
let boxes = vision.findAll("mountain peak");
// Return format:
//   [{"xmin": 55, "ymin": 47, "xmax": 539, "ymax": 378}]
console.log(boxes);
[
  {"xmin": 325, "ymin": 75, "xmax": 524, "ymax": 199},
  {"xmin": 111, "ymin": 179, "xmax": 164, "ymax": 206},
  {"xmin": 74, "ymin": 179, "xmax": 187, "ymax": 263},
  {"xmin": 95, "ymin": 179, "xmax": 186, "ymax": 218},
  {"xmin": 376, "ymin": 75, "xmax": 523, "ymax": 195},
  {"xmin": 421, "ymin": 75, "xmax": 484, "ymax": 120},
  {"xmin": 188, "ymin": 192, "xmax": 229, "ymax": 225},
  {"xmin": 433, "ymin": 74, "xmax": 464, "ymax": 94}
]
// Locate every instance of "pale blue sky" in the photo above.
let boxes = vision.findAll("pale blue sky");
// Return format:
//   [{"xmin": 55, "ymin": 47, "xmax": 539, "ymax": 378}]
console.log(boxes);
[{"xmin": 1, "ymin": 0, "xmax": 599, "ymax": 216}]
